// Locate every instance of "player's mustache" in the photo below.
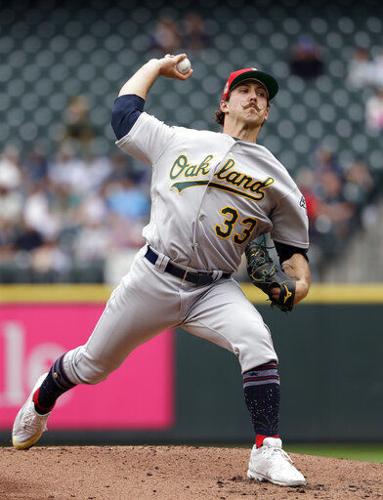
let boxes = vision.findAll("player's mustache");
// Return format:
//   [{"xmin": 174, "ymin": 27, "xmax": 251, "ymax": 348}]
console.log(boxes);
[{"xmin": 243, "ymin": 101, "xmax": 262, "ymax": 111}]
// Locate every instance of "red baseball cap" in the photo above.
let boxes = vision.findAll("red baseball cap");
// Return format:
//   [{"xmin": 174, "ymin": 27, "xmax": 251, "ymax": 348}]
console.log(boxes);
[{"xmin": 221, "ymin": 67, "xmax": 279, "ymax": 101}]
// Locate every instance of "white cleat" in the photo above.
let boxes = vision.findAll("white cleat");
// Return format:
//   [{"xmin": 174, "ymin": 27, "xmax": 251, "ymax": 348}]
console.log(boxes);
[
  {"xmin": 247, "ymin": 437, "xmax": 306, "ymax": 487},
  {"xmin": 12, "ymin": 373, "xmax": 50, "ymax": 450}
]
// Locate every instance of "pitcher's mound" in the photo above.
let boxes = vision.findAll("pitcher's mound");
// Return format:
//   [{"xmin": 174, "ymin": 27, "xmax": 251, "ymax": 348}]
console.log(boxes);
[{"xmin": 1, "ymin": 445, "xmax": 382, "ymax": 500}]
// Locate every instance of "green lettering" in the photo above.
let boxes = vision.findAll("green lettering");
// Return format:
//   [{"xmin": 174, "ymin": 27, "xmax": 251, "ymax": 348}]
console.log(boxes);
[
  {"xmin": 170, "ymin": 154, "xmax": 213, "ymax": 180},
  {"xmin": 170, "ymin": 155, "xmax": 188, "ymax": 180},
  {"xmin": 196, "ymin": 155, "xmax": 213, "ymax": 176},
  {"xmin": 185, "ymin": 164, "xmax": 198, "ymax": 177}
]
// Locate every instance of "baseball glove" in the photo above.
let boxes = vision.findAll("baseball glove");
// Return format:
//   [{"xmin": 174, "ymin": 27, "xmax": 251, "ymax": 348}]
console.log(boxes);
[{"xmin": 245, "ymin": 240, "xmax": 296, "ymax": 312}]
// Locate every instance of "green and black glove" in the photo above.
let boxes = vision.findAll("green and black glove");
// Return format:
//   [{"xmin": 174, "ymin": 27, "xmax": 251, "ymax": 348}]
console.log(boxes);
[{"xmin": 245, "ymin": 240, "xmax": 296, "ymax": 312}]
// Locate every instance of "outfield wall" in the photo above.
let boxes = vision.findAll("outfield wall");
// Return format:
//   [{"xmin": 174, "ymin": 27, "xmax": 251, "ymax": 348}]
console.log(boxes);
[{"xmin": 1, "ymin": 284, "xmax": 382, "ymax": 444}]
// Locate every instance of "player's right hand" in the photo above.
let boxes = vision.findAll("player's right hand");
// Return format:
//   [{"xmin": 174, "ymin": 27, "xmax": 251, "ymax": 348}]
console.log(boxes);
[{"xmin": 157, "ymin": 53, "xmax": 193, "ymax": 80}]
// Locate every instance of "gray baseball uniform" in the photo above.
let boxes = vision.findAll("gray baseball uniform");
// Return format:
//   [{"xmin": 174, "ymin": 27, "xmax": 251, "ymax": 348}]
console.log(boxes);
[{"xmin": 62, "ymin": 112, "xmax": 309, "ymax": 384}]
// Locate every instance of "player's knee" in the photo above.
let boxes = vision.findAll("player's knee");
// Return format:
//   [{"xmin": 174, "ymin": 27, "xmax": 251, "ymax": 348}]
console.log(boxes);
[
  {"xmin": 63, "ymin": 346, "xmax": 113, "ymax": 385},
  {"xmin": 244, "ymin": 359, "xmax": 279, "ymax": 377},
  {"xmin": 238, "ymin": 326, "xmax": 278, "ymax": 373}
]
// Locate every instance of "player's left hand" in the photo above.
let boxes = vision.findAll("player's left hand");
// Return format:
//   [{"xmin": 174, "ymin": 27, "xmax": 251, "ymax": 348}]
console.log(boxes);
[
  {"xmin": 245, "ymin": 240, "xmax": 296, "ymax": 312},
  {"xmin": 158, "ymin": 53, "xmax": 193, "ymax": 80}
]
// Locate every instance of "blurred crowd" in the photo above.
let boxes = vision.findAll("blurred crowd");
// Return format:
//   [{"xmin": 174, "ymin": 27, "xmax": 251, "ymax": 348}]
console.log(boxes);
[
  {"xmin": 0, "ymin": 138, "xmax": 375, "ymax": 282},
  {"xmin": 0, "ymin": 12, "xmax": 382, "ymax": 283},
  {"xmin": 347, "ymin": 47, "xmax": 383, "ymax": 131},
  {"xmin": 149, "ymin": 13, "xmax": 210, "ymax": 55},
  {"xmin": 0, "ymin": 143, "xmax": 150, "ymax": 283},
  {"xmin": 296, "ymin": 146, "xmax": 374, "ymax": 268},
  {"xmin": 288, "ymin": 35, "xmax": 383, "ymax": 133},
  {"xmin": 289, "ymin": 35, "xmax": 325, "ymax": 79},
  {"xmin": 286, "ymin": 37, "xmax": 380, "ymax": 269}
]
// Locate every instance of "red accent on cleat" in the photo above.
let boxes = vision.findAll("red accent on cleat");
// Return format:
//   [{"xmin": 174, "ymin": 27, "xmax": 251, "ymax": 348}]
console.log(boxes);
[
  {"xmin": 256, "ymin": 434, "xmax": 280, "ymax": 448},
  {"xmin": 32, "ymin": 388, "xmax": 40, "ymax": 407}
]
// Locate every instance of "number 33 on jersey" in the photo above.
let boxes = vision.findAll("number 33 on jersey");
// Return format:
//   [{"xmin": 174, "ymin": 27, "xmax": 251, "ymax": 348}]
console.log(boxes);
[{"xmin": 116, "ymin": 112, "xmax": 309, "ymax": 273}]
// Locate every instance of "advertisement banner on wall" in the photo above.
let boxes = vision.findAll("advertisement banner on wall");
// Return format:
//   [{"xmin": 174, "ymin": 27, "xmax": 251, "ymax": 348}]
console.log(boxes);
[{"xmin": 0, "ymin": 304, "xmax": 174, "ymax": 430}]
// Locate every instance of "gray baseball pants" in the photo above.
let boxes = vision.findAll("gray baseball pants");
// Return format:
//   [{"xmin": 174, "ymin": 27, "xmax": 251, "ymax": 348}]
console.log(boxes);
[{"xmin": 63, "ymin": 246, "xmax": 277, "ymax": 384}]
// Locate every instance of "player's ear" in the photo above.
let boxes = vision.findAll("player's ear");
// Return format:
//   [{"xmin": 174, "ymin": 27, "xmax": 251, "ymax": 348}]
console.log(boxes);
[
  {"xmin": 264, "ymin": 103, "xmax": 270, "ymax": 121},
  {"xmin": 220, "ymin": 99, "xmax": 229, "ymax": 113}
]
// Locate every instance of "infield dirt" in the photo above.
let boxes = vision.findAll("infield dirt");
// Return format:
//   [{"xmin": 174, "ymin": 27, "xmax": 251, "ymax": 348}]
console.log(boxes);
[{"xmin": 1, "ymin": 445, "xmax": 382, "ymax": 499}]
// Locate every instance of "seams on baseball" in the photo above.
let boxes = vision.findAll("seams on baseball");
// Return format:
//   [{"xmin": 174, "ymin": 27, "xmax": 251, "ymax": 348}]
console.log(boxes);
[{"xmin": 176, "ymin": 58, "xmax": 191, "ymax": 74}]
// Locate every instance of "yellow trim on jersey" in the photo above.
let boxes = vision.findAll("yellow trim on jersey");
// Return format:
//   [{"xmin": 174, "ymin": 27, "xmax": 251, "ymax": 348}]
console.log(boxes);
[{"xmin": 1, "ymin": 284, "xmax": 383, "ymax": 304}]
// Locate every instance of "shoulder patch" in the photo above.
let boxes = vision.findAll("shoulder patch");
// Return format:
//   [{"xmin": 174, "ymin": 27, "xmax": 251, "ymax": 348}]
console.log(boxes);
[{"xmin": 299, "ymin": 195, "xmax": 307, "ymax": 209}]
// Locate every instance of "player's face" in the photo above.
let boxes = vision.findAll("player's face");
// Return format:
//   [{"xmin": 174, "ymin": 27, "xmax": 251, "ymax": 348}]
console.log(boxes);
[{"xmin": 221, "ymin": 81, "xmax": 269, "ymax": 127}]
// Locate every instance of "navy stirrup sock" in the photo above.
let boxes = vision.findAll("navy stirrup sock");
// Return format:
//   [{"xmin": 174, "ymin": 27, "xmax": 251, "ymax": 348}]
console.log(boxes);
[
  {"xmin": 243, "ymin": 361, "xmax": 280, "ymax": 447},
  {"xmin": 33, "ymin": 354, "xmax": 76, "ymax": 415}
]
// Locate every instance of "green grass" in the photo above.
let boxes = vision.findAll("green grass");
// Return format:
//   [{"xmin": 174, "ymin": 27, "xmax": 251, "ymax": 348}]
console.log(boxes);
[{"xmin": 285, "ymin": 443, "xmax": 383, "ymax": 463}]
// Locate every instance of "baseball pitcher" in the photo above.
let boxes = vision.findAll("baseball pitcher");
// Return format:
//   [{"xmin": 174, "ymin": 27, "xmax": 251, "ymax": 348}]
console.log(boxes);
[{"xmin": 12, "ymin": 53, "xmax": 311, "ymax": 487}]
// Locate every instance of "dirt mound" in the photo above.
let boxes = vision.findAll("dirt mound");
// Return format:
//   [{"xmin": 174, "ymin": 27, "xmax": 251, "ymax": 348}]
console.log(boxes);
[{"xmin": 1, "ymin": 445, "xmax": 382, "ymax": 499}]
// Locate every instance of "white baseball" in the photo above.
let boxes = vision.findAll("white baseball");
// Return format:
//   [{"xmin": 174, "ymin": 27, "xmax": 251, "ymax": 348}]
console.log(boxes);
[{"xmin": 176, "ymin": 58, "xmax": 191, "ymax": 74}]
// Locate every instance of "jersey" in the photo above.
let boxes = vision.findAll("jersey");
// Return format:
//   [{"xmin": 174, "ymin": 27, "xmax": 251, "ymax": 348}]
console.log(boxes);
[{"xmin": 116, "ymin": 112, "xmax": 309, "ymax": 274}]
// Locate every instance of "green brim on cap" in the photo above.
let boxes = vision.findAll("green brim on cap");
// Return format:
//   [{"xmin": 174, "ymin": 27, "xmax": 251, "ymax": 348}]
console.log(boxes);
[{"xmin": 230, "ymin": 71, "xmax": 279, "ymax": 100}]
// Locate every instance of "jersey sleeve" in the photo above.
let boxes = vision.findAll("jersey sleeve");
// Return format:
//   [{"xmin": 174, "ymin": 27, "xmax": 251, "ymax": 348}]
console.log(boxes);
[
  {"xmin": 115, "ymin": 112, "xmax": 175, "ymax": 165},
  {"xmin": 270, "ymin": 188, "xmax": 309, "ymax": 248}
]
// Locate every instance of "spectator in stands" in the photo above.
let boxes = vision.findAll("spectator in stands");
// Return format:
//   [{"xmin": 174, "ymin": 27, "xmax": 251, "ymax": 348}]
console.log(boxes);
[
  {"xmin": 107, "ymin": 152, "xmax": 144, "ymax": 184},
  {"xmin": 313, "ymin": 145, "xmax": 342, "ymax": 178},
  {"xmin": 343, "ymin": 160, "xmax": 373, "ymax": 205},
  {"xmin": 76, "ymin": 190, "xmax": 108, "ymax": 228},
  {"xmin": 104, "ymin": 173, "xmax": 150, "ymax": 250},
  {"xmin": 0, "ymin": 181, "xmax": 23, "ymax": 225},
  {"xmin": 50, "ymin": 183, "xmax": 83, "ymax": 234},
  {"xmin": 30, "ymin": 238, "xmax": 71, "ymax": 279},
  {"xmin": 108, "ymin": 212, "xmax": 146, "ymax": 249},
  {"xmin": 315, "ymin": 170, "xmax": 355, "ymax": 238},
  {"xmin": 105, "ymin": 176, "xmax": 149, "ymax": 221},
  {"xmin": 289, "ymin": 35, "xmax": 324, "ymax": 79},
  {"xmin": 48, "ymin": 145, "xmax": 91, "ymax": 194},
  {"xmin": 0, "ymin": 147, "xmax": 23, "ymax": 225},
  {"xmin": 22, "ymin": 146, "xmax": 48, "ymax": 187},
  {"xmin": 73, "ymin": 219, "xmax": 112, "ymax": 263},
  {"xmin": 0, "ymin": 145, "xmax": 22, "ymax": 190},
  {"xmin": 150, "ymin": 17, "xmax": 181, "ymax": 54},
  {"xmin": 371, "ymin": 48, "xmax": 383, "ymax": 88},
  {"xmin": 365, "ymin": 88, "xmax": 383, "ymax": 131},
  {"xmin": 61, "ymin": 95, "xmax": 95, "ymax": 156},
  {"xmin": 23, "ymin": 183, "xmax": 60, "ymax": 240},
  {"xmin": 85, "ymin": 154, "xmax": 113, "ymax": 191},
  {"xmin": 347, "ymin": 47, "xmax": 376, "ymax": 89},
  {"xmin": 182, "ymin": 12, "xmax": 210, "ymax": 53},
  {"xmin": 13, "ymin": 221, "xmax": 44, "ymax": 253},
  {"xmin": 295, "ymin": 153, "xmax": 374, "ymax": 264},
  {"xmin": 0, "ymin": 220, "xmax": 16, "ymax": 261}
]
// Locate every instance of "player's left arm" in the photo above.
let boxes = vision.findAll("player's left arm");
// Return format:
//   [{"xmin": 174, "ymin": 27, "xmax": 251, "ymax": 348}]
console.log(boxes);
[
  {"xmin": 273, "ymin": 242, "xmax": 311, "ymax": 304},
  {"xmin": 269, "ymin": 185, "xmax": 311, "ymax": 305},
  {"xmin": 280, "ymin": 253, "xmax": 311, "ymax": 304}
]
